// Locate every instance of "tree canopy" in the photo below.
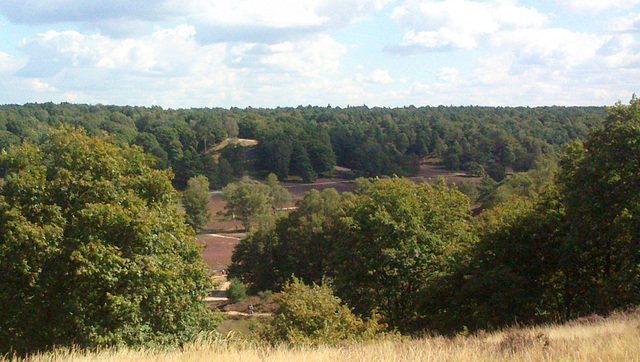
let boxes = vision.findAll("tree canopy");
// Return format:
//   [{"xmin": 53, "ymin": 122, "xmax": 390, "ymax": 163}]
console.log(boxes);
[
  {"xmin": 0, "ymin": 102, "xmax": 604, "ymax": 189},
  {"xmin": 183, "ymin": 175, "xmax": 211, "ymax": 231},
  {"xmin": 0, "ymin": 127, "xmax": 216, "ymax": 355},
  {"xmin": 330, "ymin": 178, "xmax": 475, "ymax": 331}
]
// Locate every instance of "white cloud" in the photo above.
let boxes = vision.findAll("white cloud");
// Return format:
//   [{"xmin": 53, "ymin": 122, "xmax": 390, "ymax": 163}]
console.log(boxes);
[
  {"xmin": 0, "ymin": 0, "xmax": 174, "ymax": 24},
  {"xmin": 259, "ymin": 35, "xmax": 346, "ymax": 77},
  {"xmin": 0, "ymin": 51, "xmax": 26, "ymax": 74},
  {"xmin": 609, "ymin": 13, "xmax": 640, "ymax": 33},
  {"xmin": 436, "ymin": 66, "xmax": 460, "ymax": 84},
  {"xmin": 18, "ymin": 25, "xmax": 205, "ymax": 78},
  {"xmin": 399, "ymin": 29, "xmax": 477, "ymax": 50},
  {"xmin": 0, "ymin": 0, "xmax": 393, "ymax": 42},
  {"xmin": 8, "ymin": 25, "xmax": 353, "ymax": 107},
  {"xmin": 384, "ymin": 0, "xmax": 640, "ymax": 107},
  {"xmin": 357, "ymin": 69, "xmax": 394, "ymax": 83},
  {"xmin": 597, "ymin": 34, "xmax": 640, "ymax": 68},
  {"xmin": 28, "ymin": 78, "xmax": 57, "ymax": 92},
  {"xmin": 192, "ymin": 0, "xmax": 395, "ymax": 44},
  {"xmin": 391, "ymin": 0, "xmax": 547, "ymax": 51},
  {"xmin": 559, "ymin": 0, "xmax": 640, "ymax": 14},
  {"xmin": 491, "ymin": 28, "xmax": 606, "ymax": 69}
]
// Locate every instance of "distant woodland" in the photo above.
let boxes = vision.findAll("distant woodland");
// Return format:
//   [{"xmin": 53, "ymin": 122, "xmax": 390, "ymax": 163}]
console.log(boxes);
[{"xmin": 0, "ymin": 103, "xmax": 606, "ymax": 188}]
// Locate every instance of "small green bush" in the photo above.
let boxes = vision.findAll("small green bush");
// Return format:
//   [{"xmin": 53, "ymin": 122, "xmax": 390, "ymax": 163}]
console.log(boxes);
[
  {"xmin": 227, "ymin": 278, "xmax": 248, "ymax": 303},
  {"xmin": 262, "ymin": 278, "xmax": 384, "ymax": 345},
  {"xmin": 257, "ymin": 290, "xmax": 274, "ymax": 300}
]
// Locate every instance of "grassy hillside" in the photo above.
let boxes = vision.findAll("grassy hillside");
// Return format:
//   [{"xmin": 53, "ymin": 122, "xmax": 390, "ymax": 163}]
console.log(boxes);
[{"xmin": 14, "ymin": 311, "xmax": 640, "ymax": 361}]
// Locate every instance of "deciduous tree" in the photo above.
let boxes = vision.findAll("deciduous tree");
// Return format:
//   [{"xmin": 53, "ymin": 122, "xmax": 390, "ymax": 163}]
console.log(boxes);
[
  {"xmin": 221, "ymin": 181, "xmax": 273, "ymax": 232},
  {"xmin": 329, "ymin": 177, "xmax": 475, "ymax": 332},
  {"xmin": 183, "ymin": 175, "xmax": 211, "ymax": 231},
  {"xmin": 0, "ymin": 127, "xmax": 216, "ymax": 355}
]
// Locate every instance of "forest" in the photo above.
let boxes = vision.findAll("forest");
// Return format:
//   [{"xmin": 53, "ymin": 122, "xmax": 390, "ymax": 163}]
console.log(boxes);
[
  {"xmin": 4, "ymin": 98, "xmax": 640, "ymax": 357},
  {"xmin": 0, "ymin": 102, "xmax": 605, "ymax": 188}
]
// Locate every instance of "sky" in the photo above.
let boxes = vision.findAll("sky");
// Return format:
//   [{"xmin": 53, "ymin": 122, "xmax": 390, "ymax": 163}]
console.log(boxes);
[{"xmin": 0, "ymin": 0, "xmax": 639, "ymax": 108}]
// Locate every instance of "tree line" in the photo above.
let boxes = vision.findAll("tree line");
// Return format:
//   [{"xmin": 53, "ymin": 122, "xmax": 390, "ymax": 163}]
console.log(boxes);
[{"xmin": 0, "ymin": 103, "xmax": 605, "ymax": 187}]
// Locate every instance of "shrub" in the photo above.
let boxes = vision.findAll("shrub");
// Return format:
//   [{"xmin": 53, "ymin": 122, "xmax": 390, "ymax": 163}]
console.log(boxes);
[
  {"xmin": 262, "ymin": 278, "xmax": 384, "ymax": 345},
  {"xmin": 227, "ymin": 278, "xmax": 248, "ymax": 303}
]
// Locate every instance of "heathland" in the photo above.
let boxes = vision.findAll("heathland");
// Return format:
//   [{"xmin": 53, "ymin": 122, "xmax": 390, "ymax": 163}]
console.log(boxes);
[{"xmin": 3, "ymin": 98, "xmax": 640, "ymax": 360}]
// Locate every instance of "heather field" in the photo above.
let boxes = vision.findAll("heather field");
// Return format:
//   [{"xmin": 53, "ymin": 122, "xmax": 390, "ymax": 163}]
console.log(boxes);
[{"xmin": 197, "ymin": 161, "xmax": 480, "ymax": 272}]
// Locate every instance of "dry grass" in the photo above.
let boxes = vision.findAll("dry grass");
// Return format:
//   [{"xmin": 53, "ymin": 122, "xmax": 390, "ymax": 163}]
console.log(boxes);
[{"xmin": 11, "ymin": 313, "xmax": 640, "ymax": 362}]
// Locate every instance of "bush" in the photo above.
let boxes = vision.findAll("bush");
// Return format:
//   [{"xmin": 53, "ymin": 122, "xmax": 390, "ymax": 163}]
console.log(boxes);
[
  {"xmin": 262, "ymin": 278, "xmax": 384, "ymax": 345},
  {"xmin": 227, "ymin": 278, "xmax": 248, "ymax": 303}
]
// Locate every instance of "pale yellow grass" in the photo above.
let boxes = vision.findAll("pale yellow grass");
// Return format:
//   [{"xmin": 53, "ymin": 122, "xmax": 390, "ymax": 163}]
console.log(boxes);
[
  {"xmin": 210, "ymin": 138, "xmax": 258, "ymax": 152},
  {"xmin": 13, "ymin": 314, "xmax": 640, "ymax": 362}
]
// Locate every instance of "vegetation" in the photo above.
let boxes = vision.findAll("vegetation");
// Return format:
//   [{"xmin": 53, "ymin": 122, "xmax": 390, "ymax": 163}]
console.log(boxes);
[
  {"xmin": 3, "ymin": 98, "xmax": 640, "ymax": 356},
  {"xmin": 0, "ymin": 128, "xmax": 216, "ymax": 356},
  {"xmin": 262, "ymin": 278, "xmax": 383, "ymax": 345},
  {"xmin": 230, "ymin": 97, "xmax": 640, "ymax": 335},
  {"xmin": 226, "ymin": 278, "xmax": 248, "ymax": 304},
  {"xmin": 0, "ymin": 103, "xmax": 605, "ymax": 189},
  {"xmin": 12, "ymin": 311, "xmax": 640, "ymax": 361},
  {"xmin": 228, "ymin": 188, "xmax": 344, "ymax": 293},
  {"xmin": 330, "ymin": 178, "xmax": 475, "ymax": 332},
  {"xmin": 182, "ymin": 175, "xmax": 211, "ymax": 231},
  {"xmin": 220, "ymin": 181, "xmax": 273, "ymax": 232}
]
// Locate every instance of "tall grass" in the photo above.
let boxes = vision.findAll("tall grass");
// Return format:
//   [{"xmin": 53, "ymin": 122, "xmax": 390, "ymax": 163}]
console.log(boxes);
[{"xmin": 9, "ymin": 313, "xmax": 640, "ymax": 362}]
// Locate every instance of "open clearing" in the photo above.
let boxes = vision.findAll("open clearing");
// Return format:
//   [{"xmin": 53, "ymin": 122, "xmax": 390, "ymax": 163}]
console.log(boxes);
[{"xmin": 197, "ymin": 161, "xmax": 480, "ymax": 273}]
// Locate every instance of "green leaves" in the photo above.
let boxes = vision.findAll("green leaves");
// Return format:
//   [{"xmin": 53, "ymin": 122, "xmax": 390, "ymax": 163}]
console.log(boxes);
[
  {"xmin": 0, "ymin": 127, "xmax": 216, "ymax": 355},
  {"xmin": 263, "ymin": 278, "xmax": 383, "ymax": 345},
  {"xmin": 555, "ymin": 96, "xmax": 640, "ymax": 315},
  {"xmin": 182, "ymin": 175, "xmax": 211, "ymax": 231},
  {"xmin": 331, "ymin": 177, "xmax": 475, "ymax": 332}
]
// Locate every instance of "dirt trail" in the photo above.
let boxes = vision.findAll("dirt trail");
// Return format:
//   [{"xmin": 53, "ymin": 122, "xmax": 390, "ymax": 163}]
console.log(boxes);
[
  {"xmin": 224, "ymin": 310, "xmax": 272, "ymax": 317},
  {"xmin": 205, "ymin": 277, "xmax": 230, "ymax": 303}
]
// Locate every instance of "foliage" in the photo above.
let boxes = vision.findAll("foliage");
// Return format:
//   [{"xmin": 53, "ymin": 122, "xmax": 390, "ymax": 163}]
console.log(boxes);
[
  {"xmin": 330, "ymin": 177, "xmax": 476, "ymax": 332},
  {"xmin": 227, "ymin": 278, "xmax": 248, "ymax": 304},
  {"xmin": 441, "ymin": 191, "xmax": 566, "ymax": 332},
  {"xmin": 265, "ymin": 173, "xmax": 291, "ymax": 209},
  {"xmin": 228, "ymin": 188, "xmax": 345, "ymax": 293},
  {"xmin": 228, "ymin": 224, "xmax": 279, "ymax": 294},
  {"xmin": 0, "ymin": 127, "xmax": 216, "ymax": 355},
  {"xmin": 221, "ymin": 181, "xmax": 273, "ymax": 232},
  {"xmin": 262, "ymin": 278, "xmax": 384, "ymax": 345},
  {"xmin": 482, "ymin": 157, "xmax": 557, "ymax": 208},
  {"xmin": 555, "ymin": 96, "xmax": 640, "ymax": 316},
  {"xmin": 440, "ymin": 97, "xmax": 640, "ymax": 332},
  {"xmin": 0, "ymin": 103, "xmax": 605, "ymax": 190},
  {"xmin": 182, "ymin": 175, "xmax": 211, "ymax": 231}
]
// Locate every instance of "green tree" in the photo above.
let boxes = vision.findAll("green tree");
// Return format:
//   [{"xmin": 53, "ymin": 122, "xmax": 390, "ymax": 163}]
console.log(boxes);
[
  {"xmin": 289, "ymin": 143, "xmax": 317, "ymax": 182},
  {"xmin": 0, "ymin": 127, "xmax": 216, "ymax": 355},
  {"xmin": 266, "ymin": 173, "xmax": 291, "ymax": 210},
  {"xmin": 183, "ymin": 175, "xmax": 211, "ymax": 231},
  {"xmin": 229, "ymin": 188, "xmax": 344, "ymax": 293},
  {"xmin": 556, "ymin": 96, "xmax": 640, "ymax": 315},
  {"xmin": 444, "ymin": 191, "xmax": 566, "ymax": 332},
  {"xmin": 221, "ymin": 181, "xmax": 273, "ymax": 232},
  {"xmin": 228, "ymin": 225, "xmax": 279, "ymax": 293},
  {"xmin": 329, "ymin": 177, "xmax": 475, "ymax": 332}
]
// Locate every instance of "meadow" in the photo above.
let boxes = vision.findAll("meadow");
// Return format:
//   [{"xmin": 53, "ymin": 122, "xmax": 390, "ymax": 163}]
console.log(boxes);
[{"xmin": 11, "ymin": 311, "xmax": 640, "ymax": 361}]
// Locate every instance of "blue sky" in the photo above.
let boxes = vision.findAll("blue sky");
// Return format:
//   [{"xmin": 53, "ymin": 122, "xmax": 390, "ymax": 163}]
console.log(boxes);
[{"xmin": 0, "ymin": 0, "xmax": 638, "ymax": 108}]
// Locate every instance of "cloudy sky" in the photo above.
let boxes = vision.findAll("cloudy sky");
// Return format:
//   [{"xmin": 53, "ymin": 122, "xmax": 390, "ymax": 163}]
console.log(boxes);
[{"xmin": 0, "ymin": 0, "xmax": 638, "ymax": 108}]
